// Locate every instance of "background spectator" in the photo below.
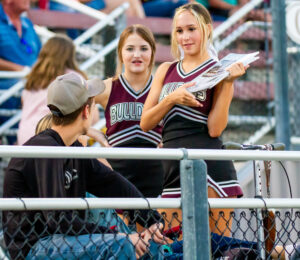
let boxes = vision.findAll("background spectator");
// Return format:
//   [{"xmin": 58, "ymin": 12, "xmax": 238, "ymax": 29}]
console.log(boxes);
[
  {"xmin": 196, "ymin": 0, "xmax": 271, "ymax": 22},
  {"xmin": 0, "ymin": 0, "xmax": 41, "ymax": 129},
  {"xmin": 197, "ymin": 0, "xmax": 241, "ymax": 21},
  {"xmin": 101, "ymin": 0, "xmax": 145, "ymax": 18},
  {"xmin": 141, "ymin": 0, "xmax": 190, "ymax": 17}
]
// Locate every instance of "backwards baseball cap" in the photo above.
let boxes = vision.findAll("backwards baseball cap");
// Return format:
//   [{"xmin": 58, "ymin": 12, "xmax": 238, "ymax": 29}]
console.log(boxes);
[{"xmin": 47, "ymin": 72, "xmax": 105, "ymax": 117}]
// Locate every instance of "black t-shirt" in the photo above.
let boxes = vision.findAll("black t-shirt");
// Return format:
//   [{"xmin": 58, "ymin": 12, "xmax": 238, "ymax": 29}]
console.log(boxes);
[{"xmin": 3, "ymin": 129, "xmax": 161, "ymax": 259}]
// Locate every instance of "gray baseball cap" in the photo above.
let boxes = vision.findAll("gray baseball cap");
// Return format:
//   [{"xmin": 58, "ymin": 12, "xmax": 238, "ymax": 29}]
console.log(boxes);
[{"xmin": 47, "ymin": 72, "xmax": 105, "ymax": 116}]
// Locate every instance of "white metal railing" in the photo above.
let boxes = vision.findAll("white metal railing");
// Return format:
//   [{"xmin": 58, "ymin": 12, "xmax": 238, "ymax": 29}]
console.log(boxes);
[
  {"xmin": 244, "ymin": 117, "xmax": 275, "ymax": 144},
  {"xmin": 0, "ymin": 144, "xmax": 298, "ymax": 210},
  {"xmin": 215, "ymin": 21, "xmax": 271, "ymax": 52},
  {"xmin": 52, "ymin": 0, "xmax": 108, "ymax": 20},
  {"xmin": 0, "ymin": 146, "xmax": 299, "ymax": 161},
  {"xmin": 0, "ymin": 112, "xmax": 21, "ymax": 135},
  {"xmin": 0, "ymin": 81, "xmax": 24, "ymax": 106},
  {"xmin": 0, "ymin": 68, "xmax": 30, "ymax": 79},
  {"xmin": 80, "ymin": 38, "xmax": 119, "ymax": 70},
  {"xmin": 73, "ymin": 3, "xmax": 128, "ymax": 46},
  {"xmin": 228, "ymin": 115, "xmax": 274, "ymax": 125},
  {"xmin": 0, "ymin": 198, "xmax": 300, "ymax": 211},
  {"xmin": 0, "ymin": 109, "xmax": 21, "ymax": 117}
]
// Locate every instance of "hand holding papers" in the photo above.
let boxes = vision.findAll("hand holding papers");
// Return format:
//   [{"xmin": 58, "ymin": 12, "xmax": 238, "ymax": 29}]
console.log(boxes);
[{"xmin": 187, "ymin": 52, "xmax": 259, "ymax": 95}]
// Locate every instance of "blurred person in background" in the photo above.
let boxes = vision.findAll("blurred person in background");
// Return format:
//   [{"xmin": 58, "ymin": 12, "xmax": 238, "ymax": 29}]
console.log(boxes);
[
  {"xmin": 196, "ymin": 0, "xmax": 271, "ymax": 22},
  {"xmin": 197, "ymin": 0, "xmax": 242, "ymax": 21},
  {"xmin": 17, "ymin": 34, "xmax": 99, "ymax": 145},
  {"xmin": 0, "ymin": 0, "xmax": 41, "ymax": 143},
  {"xmin": 92, "ymin": 24, "xmax": 164, "ymax": 198},
  {"xmin": 141, "ymin": 0, "xmax": 191, "ymax": 18}
]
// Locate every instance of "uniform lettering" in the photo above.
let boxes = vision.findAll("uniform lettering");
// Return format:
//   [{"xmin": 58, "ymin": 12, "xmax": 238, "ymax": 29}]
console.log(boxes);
[
  {"xmin": 110, "ymin": 102, "xmax": 144, "ymax": 125},
  {"xmin": 194, "ymin": 90, "xmax": 207, "ymax": 101},
  {"xmin": 159, "ymin": 82, "xmax": 184, "ymax": 102}
]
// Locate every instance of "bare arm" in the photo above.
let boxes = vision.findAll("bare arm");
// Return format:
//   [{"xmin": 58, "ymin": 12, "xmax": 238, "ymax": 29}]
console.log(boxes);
[
  {"xmin": 89, "ymin": 78, "xmax": 111, "ymax": 147},
  {"xmin": 87, "ymin": 127, "xmax": 110, "ymax": 147},
  {"xmin": 102, "ymin": 0, "xmax": 145, "ymax": 18},
  {"xmin": 94, "ymin": 77, "xmax": 112, "ymax": 109},
  {"xmin": 89, "ymin": 78, "xmax": 112, "ymax": 147},
  {"xmin": 140, "ymin": 63, "xmax": 173, "ymax": 132},
  {"xmin": 209, "ymin": 0, "xmax": 236, "ymax": 10},
  {"xmin": 207, "ymin": 62, "xmax": 247, "ymax": 137},
  {"xmin": 0, "ymin": 58, "xmax": 24, "ymax": 71},
  {"xmin": 140, "ymin": 62, "xmax": 201, "ymax": 132}
]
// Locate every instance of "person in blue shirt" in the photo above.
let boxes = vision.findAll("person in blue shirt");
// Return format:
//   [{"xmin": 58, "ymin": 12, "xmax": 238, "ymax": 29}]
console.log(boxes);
[
  {"xmin": 0, "ymin": 0, "xmax": 41, "ymax": 139},
  {"xmin": 141, "ymin": 0, "xmax": 190, "ymax": 18}
]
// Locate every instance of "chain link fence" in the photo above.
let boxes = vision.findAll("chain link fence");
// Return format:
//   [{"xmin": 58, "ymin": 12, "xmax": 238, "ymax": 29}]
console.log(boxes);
[
  {"xmin": 288, "ymin": 39, "xmax": 300, "ymax": 150},
  {"xmin": 0, "ymin": 206, "xmax": 300, "ymax": 259}
]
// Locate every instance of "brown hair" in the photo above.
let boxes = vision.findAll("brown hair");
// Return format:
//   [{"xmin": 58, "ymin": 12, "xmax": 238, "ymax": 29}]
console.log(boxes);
[
  {"xmin": 50, "ymin": 97, "xmax": 93, "ymax": 126},
  {"xmin": 114, "ymin": 24, "xmax": 156, "ymax": 79},
  {"xmin": 171, "ymin": 3, "xmax": 213, "ymax": 60},
  {"xmin": 25, "ymin": 34, "xmax": 86, "ymax": 91}
]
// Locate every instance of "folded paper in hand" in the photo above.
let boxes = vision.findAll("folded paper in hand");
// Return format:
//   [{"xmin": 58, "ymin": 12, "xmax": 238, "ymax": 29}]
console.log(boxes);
[{"xmin": 187, "ymin": 52, "xmax": 259, "ymax": 95}]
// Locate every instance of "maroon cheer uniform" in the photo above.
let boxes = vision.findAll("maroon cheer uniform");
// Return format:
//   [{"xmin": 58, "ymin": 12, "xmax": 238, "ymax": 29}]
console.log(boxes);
[
  {"xmin": 105, "ymin": 74, "xmax": 163, "ymax": 197},
  {"xmin": 160, "ymin": 59, "xmax": 243, "ymax": 198}
]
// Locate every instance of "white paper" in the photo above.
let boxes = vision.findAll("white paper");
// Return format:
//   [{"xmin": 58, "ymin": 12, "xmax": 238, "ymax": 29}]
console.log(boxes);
[{"xmin": 187, "ymin": 52, "xmax": 259, "ymax": 94}]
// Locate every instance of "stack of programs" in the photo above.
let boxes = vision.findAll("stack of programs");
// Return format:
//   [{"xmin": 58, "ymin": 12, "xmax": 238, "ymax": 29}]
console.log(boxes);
[{"xmin": 187, "ymin": 52, "xmax": 260, "ymax": 97}]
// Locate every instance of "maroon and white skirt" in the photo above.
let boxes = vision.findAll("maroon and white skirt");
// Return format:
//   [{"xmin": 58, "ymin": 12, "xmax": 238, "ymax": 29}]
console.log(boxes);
[{"xmin": 161, "ymin": 132, "xmax": 243, "ymax": 198}]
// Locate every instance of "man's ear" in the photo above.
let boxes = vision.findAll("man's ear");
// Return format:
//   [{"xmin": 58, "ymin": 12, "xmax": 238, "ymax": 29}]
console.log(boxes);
[{"xmin": 82, "ymin": 105, "xmax": 90, "ymax": 120}]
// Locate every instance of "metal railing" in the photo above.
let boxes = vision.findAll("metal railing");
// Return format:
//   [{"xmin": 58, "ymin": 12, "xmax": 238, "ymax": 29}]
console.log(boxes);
[
  {"xmin": 2, "ymin": 197, "xmax": 300, "ymax": 210},
  {"xmin": 215, "ymin": 21, "xmax": 271, "ymax": 52},
  {"xmin": 1, "ymin": 145, "xmax": 300, "ymax": 160},
  {"xmin": 52, "ymin": 0, "xmax": 108, "ymax": 21},
  {"xmin": 0, "ymin": 146, "xmax": 300, "ymax": 259}
]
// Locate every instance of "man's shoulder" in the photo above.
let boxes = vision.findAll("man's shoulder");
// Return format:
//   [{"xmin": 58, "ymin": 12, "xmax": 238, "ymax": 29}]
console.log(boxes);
[{"xmin": 24, "ymin": 129, "xmax": 62, "ymax": 147}]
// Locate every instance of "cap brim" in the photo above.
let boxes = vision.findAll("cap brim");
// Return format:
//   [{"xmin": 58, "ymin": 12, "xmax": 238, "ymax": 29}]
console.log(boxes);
[{"xmin": 87, "ymin": 78, "xmax": 105, "ymax": 97}]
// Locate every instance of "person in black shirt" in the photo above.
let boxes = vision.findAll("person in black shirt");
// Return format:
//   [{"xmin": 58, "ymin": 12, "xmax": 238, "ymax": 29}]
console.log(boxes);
[{"xmin": 3, "ymin": 72, "xmax": 165, "ymax": 260}]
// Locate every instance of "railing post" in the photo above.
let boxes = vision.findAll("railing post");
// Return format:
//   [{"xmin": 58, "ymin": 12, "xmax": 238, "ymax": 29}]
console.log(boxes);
[
  {"xmin": 103, "ymin": 25, "xmax": 117, "ymax": 78},
  {"xmin": 180, "ymin": 155, "xmax": 210, "ymax": 260},
  {"xmin": 271, "ymin": 0, "xmax": 290, "ymax": 150}
]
